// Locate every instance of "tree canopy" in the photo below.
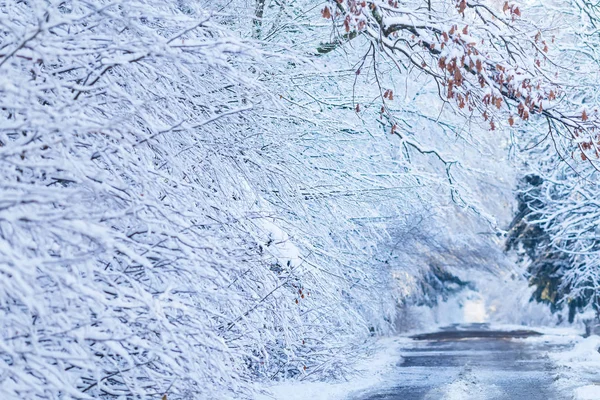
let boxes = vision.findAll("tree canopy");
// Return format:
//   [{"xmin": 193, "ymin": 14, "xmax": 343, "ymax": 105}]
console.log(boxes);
[{"xmin": 0, "ymin": 0, "xmax": 599, "ymax": 398}]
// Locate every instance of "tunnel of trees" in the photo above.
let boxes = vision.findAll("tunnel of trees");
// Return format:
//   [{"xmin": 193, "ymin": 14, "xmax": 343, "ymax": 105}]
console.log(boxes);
[{"xmin": 1, "ymin": 0, "xmax": 599, "ymax": 398}]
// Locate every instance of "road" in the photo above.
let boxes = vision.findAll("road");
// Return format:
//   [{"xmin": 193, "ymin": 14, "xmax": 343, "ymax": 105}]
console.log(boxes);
[{"xmin": 355, "ymin": 323, "xmax": 572, "ymax": 400}]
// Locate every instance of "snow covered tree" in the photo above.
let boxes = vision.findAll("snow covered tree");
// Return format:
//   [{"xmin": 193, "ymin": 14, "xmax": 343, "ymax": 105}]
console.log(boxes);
[
  {"xmin": 0, "ymin": 0, "xmax": 439, "ymax": 397},
  {"xmin": 505, "ymin": 0, "xmax": 600, "ymax": 322},
  {"xmin": 323, "ymin": 0, "xmax": 593, "ymax": 132},
  {"xmin": 322, "ymin": 0, "xmax": 600, "ymax": 322}
]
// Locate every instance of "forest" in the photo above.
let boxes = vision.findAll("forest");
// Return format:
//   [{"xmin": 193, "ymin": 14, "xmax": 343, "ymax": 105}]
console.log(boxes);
[{"xmin": 0, "ymin": 0, "xmax": 599, "ymax": 399}]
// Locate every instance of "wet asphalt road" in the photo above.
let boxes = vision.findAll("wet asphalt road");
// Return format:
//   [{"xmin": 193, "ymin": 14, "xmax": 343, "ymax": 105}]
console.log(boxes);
[{"xmin": 356, "ymin": 324, "xmax": 572, "ymax": 400}]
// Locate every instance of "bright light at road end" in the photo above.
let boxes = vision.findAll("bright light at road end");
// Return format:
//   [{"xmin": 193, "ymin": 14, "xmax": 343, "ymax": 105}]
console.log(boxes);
[{"xmin": 463, "ymin": 298, "xmax": 488, "ymax": 323}]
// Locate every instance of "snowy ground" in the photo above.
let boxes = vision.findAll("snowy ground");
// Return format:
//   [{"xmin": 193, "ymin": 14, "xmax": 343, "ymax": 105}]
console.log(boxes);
[
  {"xmin": 259, "ymin": 325, "xmax": 599, "ymax": 400},
  {"xmin": 255, "ymin": 337, "xmax": 408, "ymax": 400},
  {"xmin": 549, "ymin": 334, "xmax": 600, "ymax": 400}
]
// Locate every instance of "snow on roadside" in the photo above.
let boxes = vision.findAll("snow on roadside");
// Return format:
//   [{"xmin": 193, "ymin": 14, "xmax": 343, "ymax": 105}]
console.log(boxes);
[
  {"xmin": 256, "ymin": 337, "xmax": 408, "ymax": 400},
  {"xmin": 574, "ymin": 385, "xmax": 600, "ymax": 400},
  {"xmin": 548, "ymin": 334, "xmax": 600, "ymax": 399}
]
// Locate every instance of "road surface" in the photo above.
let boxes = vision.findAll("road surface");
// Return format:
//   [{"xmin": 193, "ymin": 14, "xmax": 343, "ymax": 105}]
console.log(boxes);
[{"xmin": 355, "ymin": 323, "xmax": 572, "ymax": 400}]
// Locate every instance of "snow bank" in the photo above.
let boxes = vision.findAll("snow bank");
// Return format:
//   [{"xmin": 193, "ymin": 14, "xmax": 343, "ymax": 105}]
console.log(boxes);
[
  {"xmin": 553, "ymin": 335, "xmax": 600, "ymax": 364},
  {"xmin": 257, "ymin": 337, "xmax": 406, "ymax": 400},
  {"xmin": 575, "ymin": 385, "xmax": 600, "ymax": 400},
  {"xmin": 550, "ymin": 335, "xmax": 600, "ymax": 399}
]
